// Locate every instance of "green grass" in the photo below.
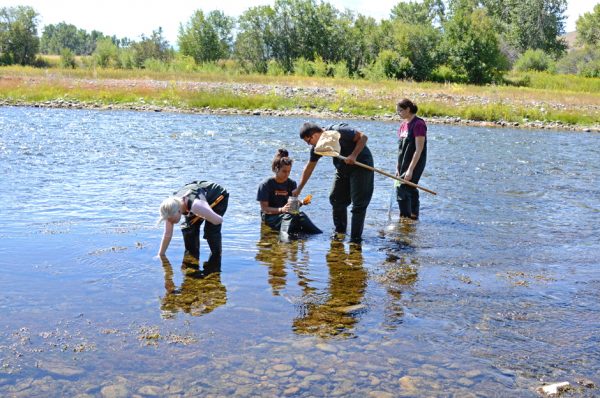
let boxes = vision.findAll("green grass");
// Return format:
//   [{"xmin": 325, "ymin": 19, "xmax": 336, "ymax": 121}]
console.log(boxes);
[
  {"xmin": 506, "ymin": 71, "xmax": 600, "ymax": 93},
  {"xmin": 1, "ymin": 65, "xmax": 599, "ymax": 127}
]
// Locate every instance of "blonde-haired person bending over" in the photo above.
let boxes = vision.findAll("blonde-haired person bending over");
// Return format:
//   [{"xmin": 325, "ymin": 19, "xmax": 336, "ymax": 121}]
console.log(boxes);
[{"xmin": 158, "ymin": 181, "xmax": 228, "ymax": 264}]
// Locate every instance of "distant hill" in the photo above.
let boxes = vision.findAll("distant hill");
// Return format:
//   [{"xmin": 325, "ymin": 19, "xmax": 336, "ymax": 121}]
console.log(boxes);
[{"xmin": 563, "ymin": 31, "xmax": 579, "ymax": 50}]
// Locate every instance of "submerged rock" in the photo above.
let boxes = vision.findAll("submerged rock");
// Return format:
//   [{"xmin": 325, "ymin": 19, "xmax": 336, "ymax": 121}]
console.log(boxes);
[
  {"xmin": 38, "ymin": 362, "xmax": 84, "ymax": 377},
  {"xmin": 536, "ymin": 381, "xmax": 570, "ymax": 396}
]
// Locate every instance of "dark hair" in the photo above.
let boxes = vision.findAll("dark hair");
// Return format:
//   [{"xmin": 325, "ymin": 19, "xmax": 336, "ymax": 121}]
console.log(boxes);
[
  {"xmin": 299, "ymin": 122, "xmax": 323, "ymax": 139},
  {"xmin": 397, "ymin": 98, "xmax": 418, "ymax": 114},
  {"xmin": 272, "ymin": 148, "xmax": 293, "ymax": 172}
]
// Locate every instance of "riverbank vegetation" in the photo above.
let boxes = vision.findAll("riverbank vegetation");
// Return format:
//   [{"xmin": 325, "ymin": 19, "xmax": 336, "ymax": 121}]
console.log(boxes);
[{"xmin": 1, "ymin": 1, "xmax": 599, "ymax": 128}]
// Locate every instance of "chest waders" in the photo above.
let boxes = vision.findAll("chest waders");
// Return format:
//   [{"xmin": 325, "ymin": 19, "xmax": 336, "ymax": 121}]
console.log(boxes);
[
  {"xmin": 325, "ymin": 126, "xmax": 374, "ymax": 244},
  {"xmin": 397, "ymin": 118, "xmax": 427, "ymax": 218},
  {"xmin": 175, "ymin": 181, "xmax": 228, "ymax": 262}
]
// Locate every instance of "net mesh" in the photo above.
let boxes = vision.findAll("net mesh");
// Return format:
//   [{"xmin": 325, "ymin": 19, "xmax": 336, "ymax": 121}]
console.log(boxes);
[{"xmin": 314, "ymin": 130, "xmax": 341, "ymax": 156}]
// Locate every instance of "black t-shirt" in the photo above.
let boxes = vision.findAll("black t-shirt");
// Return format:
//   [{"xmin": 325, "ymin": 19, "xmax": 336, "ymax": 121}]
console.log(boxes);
[
  {"xmin": 175, "ymin": 180, "xmax": 228, "ymax": 209},
  {"xmin": 309, "ymin": 123, "xmax": 373, "ymax": 170},
  {"xmin": 256, "ymin": 177, "xmax": 297, "ymax": 209}
]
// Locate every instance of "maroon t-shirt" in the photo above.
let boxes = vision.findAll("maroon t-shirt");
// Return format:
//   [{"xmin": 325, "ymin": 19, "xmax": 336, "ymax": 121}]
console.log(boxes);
[{"xmin": 398, "ymin": 118, "xmax": 427, "ymax": 139}]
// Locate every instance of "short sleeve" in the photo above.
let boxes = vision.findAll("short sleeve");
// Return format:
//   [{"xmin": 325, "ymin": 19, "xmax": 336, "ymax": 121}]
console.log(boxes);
[
  {"xmin": 256, "ymin": 180, "xmax": 270, "ymax": 201},
  {"xmin": 413, "ymin": 119, "xmax": 427, "ymax": 137},
  {"xmin": 309, "ymin": 146, "xmax": 322, "ymax": 162}
]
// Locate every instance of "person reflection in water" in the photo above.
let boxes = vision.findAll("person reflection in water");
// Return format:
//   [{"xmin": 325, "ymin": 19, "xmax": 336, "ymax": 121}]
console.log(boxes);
[
  {"xmin": 292, "ymin": 240, "xmax": 367, "ymax": 338},
  {"xmin": 380, "ymin": 221, "xmax": 419, "ymax": 329},
  {"xmin": 255, "ymin": 223, "xmax": 309, "ymax": 296},
  {"xmin": 257, "ymin": 148, "xmax": 322, "ymax": 242},
  {"xmin": 160, "ymin": 255, "xmax": 226, "ymax": 318}
]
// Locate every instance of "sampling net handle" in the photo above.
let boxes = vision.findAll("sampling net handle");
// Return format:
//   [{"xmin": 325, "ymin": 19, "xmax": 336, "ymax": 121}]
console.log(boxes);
[{"xmin": 337, "ymin": 155, "xmax": 437, "ymax": 196}]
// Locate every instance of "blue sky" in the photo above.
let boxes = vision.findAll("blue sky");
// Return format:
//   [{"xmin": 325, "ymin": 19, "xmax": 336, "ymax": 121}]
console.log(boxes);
[{"xmin": 2, "ymin": 0, "xmax": 597, "ymax": 46}]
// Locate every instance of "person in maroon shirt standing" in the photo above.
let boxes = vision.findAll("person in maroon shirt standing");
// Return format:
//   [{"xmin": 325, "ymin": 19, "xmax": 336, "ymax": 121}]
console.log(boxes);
[{"xmin": 396, "ymin": 98, "xmax": 427, "ymax": 219}]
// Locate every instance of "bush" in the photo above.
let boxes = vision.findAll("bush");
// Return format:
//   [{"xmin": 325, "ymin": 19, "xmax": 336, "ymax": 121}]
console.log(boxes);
[
  {"xmin": 293, "ymin": 57, "xmax": 314, "ymax": 76},
  {"xmin": 505, "ymin": 74, "xmax": 531, "ymax": 87},
  {"xmin": 578, "ymin": 59, "xmax": 600, "ymax": 78},
  {"xmin": 60, "ymin": 48, "xmax": 76, "ymax": 69},
  {"xmin": 266, "ymin": 60, "xmax": 285, "ymax": 76},
  {"xmin": 143, "ymin": 58, "xmax": 169, "ymax": 72},
  {"xmin": 93, "ymin": 38, "xmax": 118, "ymax": 68},
  {"xmin": 430, "ymin": 65, "xmax": 467, "ymax": 83},
  {"xmin": 332, "ymin": 61, "xmax": 349, "ymax": 79},
  {"xmin": 169, "ymin": 54, "xmax": 197, "ymax": 73},
  {"xmin": 33, "ymin": 55, "xmax": 53, "ymax": 68},
  {"xmin": 196, "ymin": 62, "xmax": 223, "ymax": 73},
  {"xmin": 514, "ymin": 49, "xmax": 555, "ymax": 72},
  {"xmin": 556, "ymin": 46, "xmax": 600, "ymax": 77},
  {"xmin": 216, "ymin": 59, "xmax": 244, "ymax": 75},
  {"xmin": 117, "ymin": 48, "xmax": 136, "ymax": 69},
  {"xmin": 311, "ymin": 56, "xmax": 329, "ymax": 77},
  {"xmin": 360, "ymin": 61, "xmax": 387, "ymax": 81},
  {"xmin": 374, "ymin": 50, "xmax": 412, "ymax": 79}
]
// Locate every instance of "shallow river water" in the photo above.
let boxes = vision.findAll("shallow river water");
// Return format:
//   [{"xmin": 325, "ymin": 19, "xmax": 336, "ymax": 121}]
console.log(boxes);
[{"xmin": 0, "ymin": 106, "xmax": 599, "ymax": 397}]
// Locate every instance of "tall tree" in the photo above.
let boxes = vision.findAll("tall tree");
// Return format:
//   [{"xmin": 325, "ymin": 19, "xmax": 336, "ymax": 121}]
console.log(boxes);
[
  {"xmin": 234, "ymin": 5, "xmax": 275, "ymax": 73},
  {"xmin": 132, "ymin": 27, "xmax": 172, "ymax": 66},
  {"xmin": 576, "ymin": 4, "xmax": 600, "ymax": 47},
  {"xmin": 344, "ymin": 14, "xmax": 381, "ymax": 75},
  {"xmin": 390, "ymin": 21, "xmax": 442, "ymax": 81},
  {"xmin": 481, "ymin": 0, "xmax": 567, "ymax": 57},
  {"xmin": 0, "ymin": 6, "xmax": 39, "ymax": 65},
  {"xmin": 178, "ymin": 10, "xmax": 234, "ymax": 63},
  {"xmin": 391, "ymin": 0, "xmax": 445, "ymax": 25},
  {"xmin": 207, "ymin": 10, "xmax": 234, "ymax": 59},
  {"xmin": 443, "ymin": 1, "xmax": 508, "ymax": 83},
  {"xmin": 40, "ymin": 22, "xmax": 92, "ymax": 55}
]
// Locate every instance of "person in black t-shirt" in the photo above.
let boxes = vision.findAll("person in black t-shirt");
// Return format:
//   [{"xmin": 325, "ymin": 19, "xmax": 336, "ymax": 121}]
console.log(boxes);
[
  {"xmin": 257, "ymin": 149, "xmax": 321, "ymax": 238},
  {"xmin": 293, "ymin": 122, "xmax": 374, "ymax": 244}
]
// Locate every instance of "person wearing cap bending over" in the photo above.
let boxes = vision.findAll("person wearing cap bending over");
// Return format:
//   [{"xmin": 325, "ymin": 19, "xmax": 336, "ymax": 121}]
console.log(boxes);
[
  {"xmin": 257, "ymin": 148, "xmax": 322, "ymax": 240},
  {"xmin": 158, "ymin": 181, "xmax": 228, "ymax": 263},
  {"xmin": 396, "ymin": 98, "xmax": 427, "ymax": 220},
  {"xmin": 293, "ymin": 122, "xmax": 374, "ymax": 244}
]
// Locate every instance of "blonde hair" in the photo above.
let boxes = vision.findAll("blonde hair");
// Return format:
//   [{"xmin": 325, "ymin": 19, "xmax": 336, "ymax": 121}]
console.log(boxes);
[{"xmin": 158, "ymin": 196, "xmax": 182, "ymax": 224}]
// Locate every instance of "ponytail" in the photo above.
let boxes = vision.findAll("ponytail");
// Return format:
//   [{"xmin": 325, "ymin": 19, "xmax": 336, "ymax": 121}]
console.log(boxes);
[{"xmin": 272, "ymin": 148, "xmax": 293, "ymax": 172}]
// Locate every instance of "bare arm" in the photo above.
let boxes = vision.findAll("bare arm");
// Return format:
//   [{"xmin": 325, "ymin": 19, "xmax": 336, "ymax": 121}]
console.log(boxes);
[
  {"xmin": 292, "ymin": 160, "xmax": 318, "ymax": 196},
  {"xmin": 345, "ymin": 131, "xmax": 367, "ymax": 164},
  {"xmin": 158, "ymin": 221, "xmax": 174, "ymax": 256},
  {"xmin": 260, "ymin": 200, "xmax": 290, "ymax": 215},
  {"xmin": 403, "ymin": 136, "xmax": 425, "ymax": 182}
]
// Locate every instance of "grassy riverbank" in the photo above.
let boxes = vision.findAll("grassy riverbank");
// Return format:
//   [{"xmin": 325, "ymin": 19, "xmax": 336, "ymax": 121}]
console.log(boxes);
[{"xmin": 1, "ymin": 66, "xmax": 599, "ymax": 130}]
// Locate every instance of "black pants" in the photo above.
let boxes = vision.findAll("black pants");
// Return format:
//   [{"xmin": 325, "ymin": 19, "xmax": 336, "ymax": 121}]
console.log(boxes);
[
  {"xmin": 396, "ymin": 184, "xmax": 419, "ymax": 218},
  {"xmin": 181, "ymin": 194, "xmax": 228, "ymax": 261},
  {"xmin": 329, "ymin": 167, "xmax": 374, "ymax": 242},
  {"xmin": 263, "ymin": 212, "xmax": 322, "ymax": 239}
]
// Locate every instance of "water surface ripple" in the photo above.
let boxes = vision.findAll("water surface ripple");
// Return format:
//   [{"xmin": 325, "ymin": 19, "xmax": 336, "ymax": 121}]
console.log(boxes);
[{"xmin": 1, "ymin": 106, "xmax": 599, "ymax": 397}]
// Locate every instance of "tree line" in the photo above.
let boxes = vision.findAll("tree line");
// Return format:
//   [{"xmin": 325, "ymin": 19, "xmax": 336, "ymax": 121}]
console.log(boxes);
[{"xmin": 1, "ymin": 1, "xmax": 599, "ymax": 84}]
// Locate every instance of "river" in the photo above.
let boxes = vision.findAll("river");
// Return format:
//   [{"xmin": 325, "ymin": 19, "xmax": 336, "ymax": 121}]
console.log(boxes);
[{"xmin": 0, "ymin": 106, "xmax": 598, "ymax": 397}]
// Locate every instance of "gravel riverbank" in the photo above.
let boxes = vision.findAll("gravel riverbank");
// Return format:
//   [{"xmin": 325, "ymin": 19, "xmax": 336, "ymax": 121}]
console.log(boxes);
[{"xmin": 1, "ymin": 75, "xmax": 598, "ymax": 132}]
